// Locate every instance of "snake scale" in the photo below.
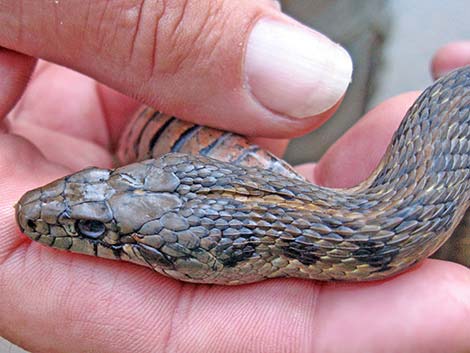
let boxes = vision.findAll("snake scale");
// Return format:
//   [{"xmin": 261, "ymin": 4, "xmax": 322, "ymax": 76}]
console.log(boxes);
[{"xmin": 15, "ymin": 66, "xmax": 470, "ymax": 284}]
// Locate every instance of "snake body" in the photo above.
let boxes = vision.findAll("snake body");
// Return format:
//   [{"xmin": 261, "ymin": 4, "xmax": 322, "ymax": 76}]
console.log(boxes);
[{"xmin": 15, "ymin": 67, "xmax": 470, "ymax": 284}]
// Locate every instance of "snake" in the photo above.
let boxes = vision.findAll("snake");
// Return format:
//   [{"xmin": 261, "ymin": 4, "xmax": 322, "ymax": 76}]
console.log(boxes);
[{"xmin": 14, "ymin": 66, "xmax": 470, "ymax": 285}]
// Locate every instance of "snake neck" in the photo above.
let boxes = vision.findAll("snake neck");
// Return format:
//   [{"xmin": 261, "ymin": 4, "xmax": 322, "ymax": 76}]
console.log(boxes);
[
  {"xmin": 172, "ymin": 68, "xmax": 470, "ymax": 280},
  {"xmin": 372, "ymin": 69, "xmax": 470, "ymax": 189},
  {"xmin": 365, "ymin": 67, "xmax": 470, "ymax": 227},
  {"xmin": 331, "ymin": 67, "xmax": 470, "ymax": 273}
]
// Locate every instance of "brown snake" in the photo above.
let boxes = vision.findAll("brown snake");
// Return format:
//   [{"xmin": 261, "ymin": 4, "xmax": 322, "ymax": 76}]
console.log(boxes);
[{"xmin": 15, "ymin": 66, "xmax": 470, "ymax": 285}]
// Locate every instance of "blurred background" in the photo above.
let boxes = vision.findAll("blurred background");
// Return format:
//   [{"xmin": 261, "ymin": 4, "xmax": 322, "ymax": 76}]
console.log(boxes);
[
  {"xmin": 284, "ymin": 0, "xmax": 470, "ymax": 164},
  {"xmin": 3, "ymin": 1, "xmax": 470, "ymax": 352}
]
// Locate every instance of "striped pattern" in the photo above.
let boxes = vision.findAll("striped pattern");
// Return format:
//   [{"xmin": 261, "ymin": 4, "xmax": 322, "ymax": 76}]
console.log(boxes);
[{"xmin": 117, "ymin": 107, "xmax": 300, "ymax": 180}]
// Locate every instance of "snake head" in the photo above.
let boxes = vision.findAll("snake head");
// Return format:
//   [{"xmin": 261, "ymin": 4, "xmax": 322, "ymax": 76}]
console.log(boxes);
[
  {"xmin": 16, "ymin": 167, "xmax": 116, "ymax": 258},
  {"xmin": 15, "ymin": 157, "xmax": 184, "ymax": 266}
]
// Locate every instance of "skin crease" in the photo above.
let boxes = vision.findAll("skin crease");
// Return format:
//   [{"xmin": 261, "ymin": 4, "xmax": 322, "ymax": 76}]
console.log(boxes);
[
  {"xmin": 0, "ymin": 3, "xmax": 468, "ymax": 352},
  {"xmin": 0, "ymin": 0, "xmax": 338, "ymax": 139},
  {"xmin": 0, "ymin": 49, "xmax": 36, "ymax": 120}
]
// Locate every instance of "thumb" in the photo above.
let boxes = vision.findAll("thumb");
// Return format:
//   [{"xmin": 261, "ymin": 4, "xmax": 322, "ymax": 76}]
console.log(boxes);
[{"xmin": 0, "ymin": 0, "xmax": 352, "ymax": 138}]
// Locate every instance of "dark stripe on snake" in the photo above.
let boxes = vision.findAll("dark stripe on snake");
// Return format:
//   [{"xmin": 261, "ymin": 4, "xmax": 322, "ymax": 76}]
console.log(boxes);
[
  {"xmin": 133, "ymin": 110, "xmax": 159, "ymax": 158},
  {"xmin": 148, "ymin": 116, "xmax": 176, "ymax": 153},
  {"xmin": 199, "ymin": 132, "xmax": 232, "ymax": 156},
  {"xmin": 170, "ymin": 125, "xmax": 202, "ymax": 152},
  {"xmin": 233, "ymin": 145, "xmax": 261, "ymax": 164}
]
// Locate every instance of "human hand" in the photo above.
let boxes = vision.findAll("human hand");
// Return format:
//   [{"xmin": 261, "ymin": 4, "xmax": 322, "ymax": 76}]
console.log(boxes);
[{"xmin": 0, "ymin": 2, "xmax": 469, "ymax": 353}]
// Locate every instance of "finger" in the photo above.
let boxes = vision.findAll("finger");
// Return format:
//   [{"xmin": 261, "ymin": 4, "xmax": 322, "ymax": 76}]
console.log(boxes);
[
  {"xmin": 96, "ymin": 83, "xmax": 140, "ymax": 146},
  {"xmin": 7, "ymin": 122, "xmax": 113, "ymax": 171},
  {"xmin": 9, "ymin": 61, "xmax": 109, "ymax": 145},
  {"xmin": 314, "ymin": 92, "xmax": 420, "ymax": 188},
  {"xmin": 0, "ymin": 0, "xmax": 352, "ymax": 138},
  {"xmin": 312, "ymin": 261, "xmax": 470, "ymax": 353},
  {"xmin": 7, "ymin": 62, "xmax": 113, "ymax": 170},
  {"xmin": 0, "ymin": 134, "xmax": 68, "ymax": 261},
  {"xmin": 294, "ymin": 162, "xmax": 317, "ymax": 182},
  {"xmin": 7, "ymin": 61, "xmax": 290, "ymax": 166},
  {"xmin": 431, "ymin": 41, "xmax": 470, "ymax": 79},
  {"xmin": 0, "ymin": 48, "xmax": 36, "ymax": 119}
]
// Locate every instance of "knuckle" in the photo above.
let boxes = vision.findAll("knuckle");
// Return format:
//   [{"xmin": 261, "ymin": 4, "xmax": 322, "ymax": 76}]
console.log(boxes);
[
  {"xmin": 84, "ymin": 1, "xmax": 149, "ymax": 66},
  {"xmin": 156, "ymin": 0, "xmax": 227, "ymax": 74},
  {"xmin": 85, "ymin": 0, "xmax": 255, "ymax": 99},
  {"xmin": 126, "ymin": 0, "xmax": 229, "ymax": 76},
  {"xmin": 82, "ymin": 1, "xmax": 166, "ymax": 72}
]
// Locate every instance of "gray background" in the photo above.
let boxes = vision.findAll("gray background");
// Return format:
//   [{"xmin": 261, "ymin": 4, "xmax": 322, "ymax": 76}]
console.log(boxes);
[{"xmin": 2, "ymin": 1, "xmax": 470, "ymax": 352}]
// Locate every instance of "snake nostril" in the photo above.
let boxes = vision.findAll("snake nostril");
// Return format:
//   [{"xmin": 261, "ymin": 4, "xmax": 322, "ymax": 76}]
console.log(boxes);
[{"xmin": 27, "ymin": 219, "xmax": 37, "ymax": 230}]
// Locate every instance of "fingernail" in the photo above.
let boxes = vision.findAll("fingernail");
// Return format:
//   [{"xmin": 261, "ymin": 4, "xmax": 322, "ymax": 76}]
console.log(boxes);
[{"xmin": 245, "ymin": 19, "xmax": 353, "ymax": 118}]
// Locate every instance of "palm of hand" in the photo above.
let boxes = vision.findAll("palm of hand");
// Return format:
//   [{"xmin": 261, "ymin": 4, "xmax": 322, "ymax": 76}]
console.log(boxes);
[{"xmin": 0, "ymin": 63, "xmax": 468, "ymax": 353}]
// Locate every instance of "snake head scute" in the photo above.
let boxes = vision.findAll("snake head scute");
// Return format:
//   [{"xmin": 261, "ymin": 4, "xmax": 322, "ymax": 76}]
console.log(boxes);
[{"xmin": 15, "ymin": 157, "xmax": 185, "ymax": 265}]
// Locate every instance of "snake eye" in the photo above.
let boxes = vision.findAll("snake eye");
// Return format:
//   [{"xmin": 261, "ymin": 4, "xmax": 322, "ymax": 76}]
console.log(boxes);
[{"xmin": 76, "ymin": 219, "xmax": 106, "ymax": 239}]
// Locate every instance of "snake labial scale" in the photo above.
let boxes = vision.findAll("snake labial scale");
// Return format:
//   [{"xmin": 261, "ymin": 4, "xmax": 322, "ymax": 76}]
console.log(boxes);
[{"xmin": 15, "ymin": 67, "xmax": 470, "ymax": 284}]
